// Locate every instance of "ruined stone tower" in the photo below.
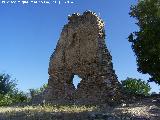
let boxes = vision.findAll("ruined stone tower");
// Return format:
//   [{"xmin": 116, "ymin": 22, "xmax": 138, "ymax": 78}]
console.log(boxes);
[{"xmin": 45, "ymin": 11, "xmax": 122, "ymax": 104}]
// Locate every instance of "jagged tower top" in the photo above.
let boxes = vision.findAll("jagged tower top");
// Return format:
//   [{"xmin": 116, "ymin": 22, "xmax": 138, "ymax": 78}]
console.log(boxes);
[{"xmin": 67, "ymin": 10, "xmax": 104, "ymax": 26}]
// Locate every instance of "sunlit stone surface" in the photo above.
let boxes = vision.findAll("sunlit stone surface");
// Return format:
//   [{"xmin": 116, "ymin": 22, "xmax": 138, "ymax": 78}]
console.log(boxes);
[{"xmin": 44, "ymin": 11, "xmax": 122, "ymax": 104}]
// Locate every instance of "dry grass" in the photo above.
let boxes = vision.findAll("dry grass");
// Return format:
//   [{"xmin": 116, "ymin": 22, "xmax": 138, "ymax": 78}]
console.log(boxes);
[
  {"xmin": 0, "ymin": 104, "xmax": 98, "ymax": 120},
  {"xmin": 0, "ymin": 104, "xmax": 97, "ymax": 114},
  {"xmin": 0, "ymin": 99, "xmax": 160, "ymax": 120}
]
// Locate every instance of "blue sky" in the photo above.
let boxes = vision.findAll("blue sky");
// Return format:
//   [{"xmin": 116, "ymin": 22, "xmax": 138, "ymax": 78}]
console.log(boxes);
[{"xmin": 0, "ymin": 0, "xmax": 159, "ymax": 93}]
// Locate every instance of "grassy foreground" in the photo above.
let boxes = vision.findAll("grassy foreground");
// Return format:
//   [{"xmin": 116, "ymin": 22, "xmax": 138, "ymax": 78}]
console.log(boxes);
[
  {"xmin": 0, "ymin": 104, "xmax": 97, "ymax": 114},
  {"xmin": 0, "ymin": 104, "xmax": 98, "ymax": 120},
  {"xmin": 0, "ymin": 98, "xmax": 160, "ymax": 120}
]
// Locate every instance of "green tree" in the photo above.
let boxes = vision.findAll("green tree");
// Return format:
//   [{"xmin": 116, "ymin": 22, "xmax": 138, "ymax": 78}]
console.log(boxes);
[
  {"xmin": 0, "ymin": 73, "xmax": 28, "ymax": 106},
  {"xmin": 128, "ymin": 0, "xmax": 160, "ymax": 84},
  {"xmin": 121, "ymin": 77, "xmax": 151, "ymax": 96},
  {"xmin": 29, "ymin": 88, "xmax": 38, "ymax": 99},
  {"xmin": 29, "ymin": 83, "xmax": 47, "ymax": 99},
  {"xmin": 0, "ymin": 73, "xmax": 17, "ymax": 95},
  {"xmin": 39, "ymin": 83, "xmax": 47, "ymax": 92},
  {"xmin": 11, "ymin": 90, "xmax": 28, "ymax": 103}
]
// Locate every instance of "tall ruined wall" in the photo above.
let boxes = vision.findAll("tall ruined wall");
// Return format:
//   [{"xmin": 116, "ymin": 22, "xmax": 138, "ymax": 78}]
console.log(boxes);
[{"xmin": 45, "ymin": 11, "xmax": 122, "ymax": 104}]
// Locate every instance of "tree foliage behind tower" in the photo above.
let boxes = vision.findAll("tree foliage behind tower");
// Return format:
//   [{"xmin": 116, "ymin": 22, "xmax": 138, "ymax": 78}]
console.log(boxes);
[{"xmin": 121, "ymin": 77, "xmax": 151, "ymax": 96}]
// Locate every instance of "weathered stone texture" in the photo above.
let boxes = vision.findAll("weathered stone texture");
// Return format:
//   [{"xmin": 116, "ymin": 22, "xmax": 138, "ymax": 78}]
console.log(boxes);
[{"xmin": 44, "ymin": 11, "xmax": 122, "ymax": 104}]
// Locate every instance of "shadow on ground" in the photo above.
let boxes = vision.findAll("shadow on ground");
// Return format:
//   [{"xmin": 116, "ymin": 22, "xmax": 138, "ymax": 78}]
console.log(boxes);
[{"xmin": 0, "ymin": 96, "xmax": 160, "ymax": 120}]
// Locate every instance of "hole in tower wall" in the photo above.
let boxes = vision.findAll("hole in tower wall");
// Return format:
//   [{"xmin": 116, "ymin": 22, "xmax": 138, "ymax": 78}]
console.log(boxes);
[{"xmin": 72, "ymin": 75, "xmax": 82, "ymax": 89}]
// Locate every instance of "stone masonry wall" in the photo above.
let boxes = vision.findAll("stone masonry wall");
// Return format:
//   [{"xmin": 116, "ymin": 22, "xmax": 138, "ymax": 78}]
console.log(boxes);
[{"xmin": 44, "ymin": 11, "xmax": 122, "ymax": 104}]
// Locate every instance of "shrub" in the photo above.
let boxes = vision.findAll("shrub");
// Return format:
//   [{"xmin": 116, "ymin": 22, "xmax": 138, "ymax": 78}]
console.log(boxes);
[
  {"xmin": 121, "ymin": 77, "xmax": 151, "ymax": 96},
  {"xmin": 0, "ymin": 93, "xmax": 13, "ymax": 106}
]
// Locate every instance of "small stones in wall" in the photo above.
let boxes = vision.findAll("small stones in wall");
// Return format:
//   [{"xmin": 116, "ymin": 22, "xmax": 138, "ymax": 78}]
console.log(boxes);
[{"xmin": 44, "ymin": 10, "xmax": 122, "ymax": 105}]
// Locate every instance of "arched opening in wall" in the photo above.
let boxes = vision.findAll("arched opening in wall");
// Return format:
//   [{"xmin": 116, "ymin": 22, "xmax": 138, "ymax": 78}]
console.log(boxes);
[{"xmin": 72, "ymin": 75, "xmax": 82, "ymax": 89}]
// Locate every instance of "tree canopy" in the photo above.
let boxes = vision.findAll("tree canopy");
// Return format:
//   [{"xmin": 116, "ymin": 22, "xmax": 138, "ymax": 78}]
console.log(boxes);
[
  {"xmin": 0, "ymin": 73, "xmax": 28, "ymax": 106},
  {"xmin": 0, "ymin": 73, "xmax": 17, "ymax": 95},
  {"xmin": 128, "ymin": 0, "xmax": 160, "ymax": 84}
]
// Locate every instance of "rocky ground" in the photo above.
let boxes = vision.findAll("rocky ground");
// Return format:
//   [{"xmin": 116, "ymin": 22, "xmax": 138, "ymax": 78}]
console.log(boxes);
[{"xmin": 0, "ymin": 96, "xmax": 160, "ymax": 120}]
